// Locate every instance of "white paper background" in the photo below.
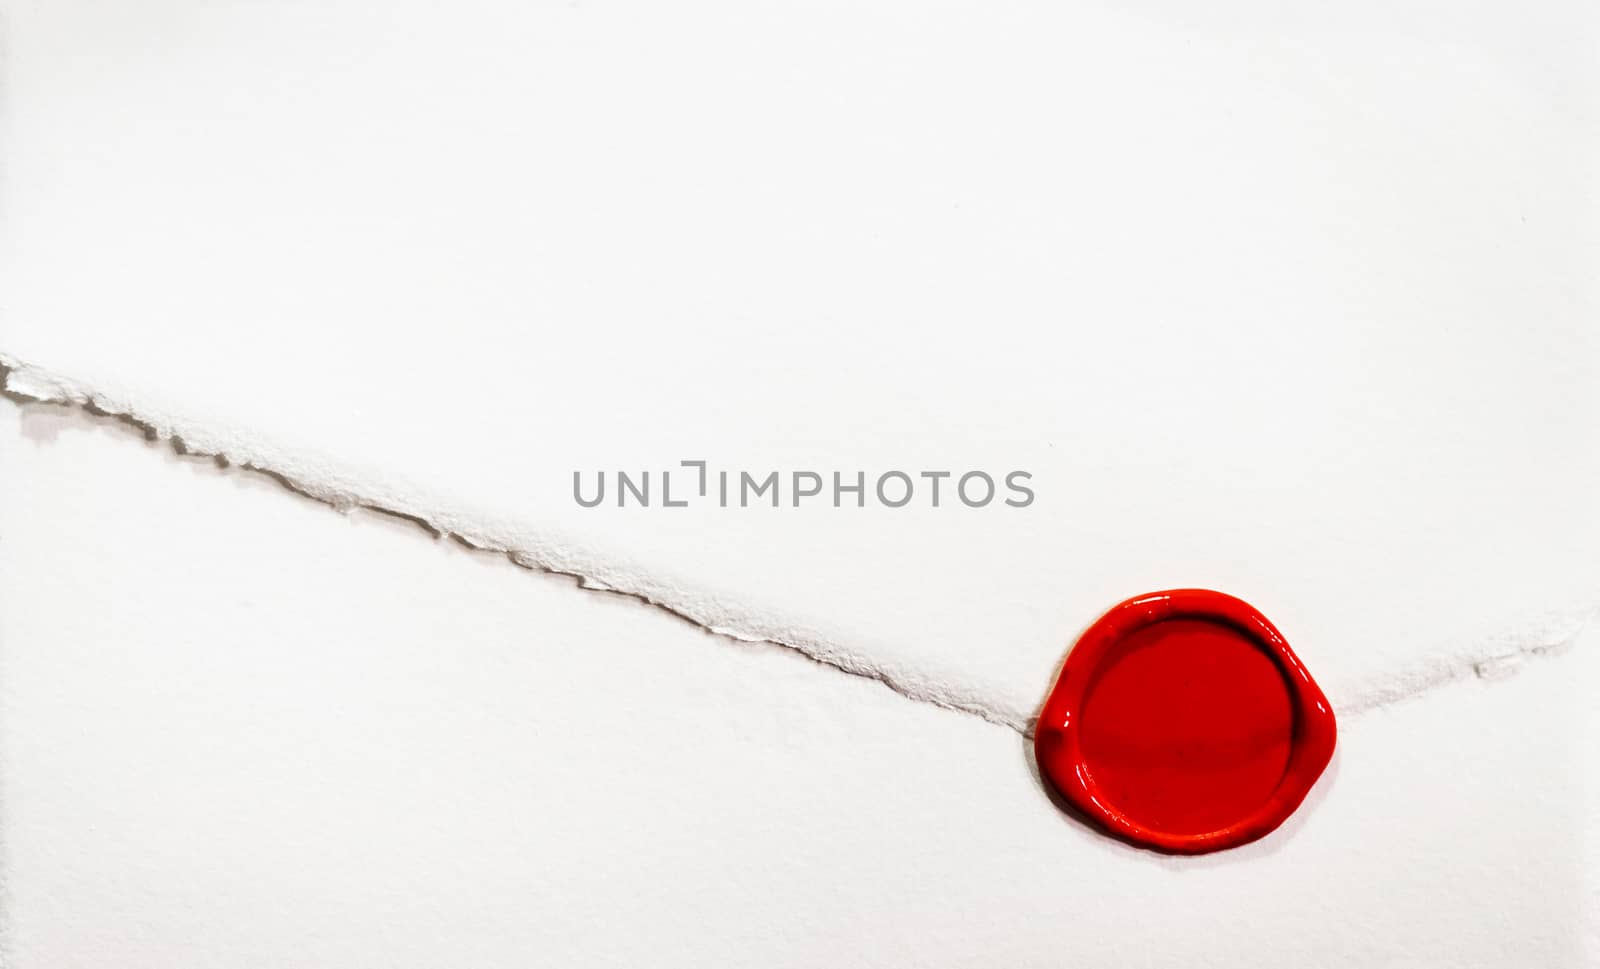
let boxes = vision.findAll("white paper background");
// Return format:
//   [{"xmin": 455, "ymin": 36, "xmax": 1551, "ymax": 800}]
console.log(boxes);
[
  {"xmin": 1, "ymin": 0, "xmax": 1598, "ymax": 963},
  {"xmin": 3, "ymin": 0, "xmax": 1597, "ymax": 727},
  {"xmin": 3, "ymin": 395, "xmax": 1597, "ymax": 967}
]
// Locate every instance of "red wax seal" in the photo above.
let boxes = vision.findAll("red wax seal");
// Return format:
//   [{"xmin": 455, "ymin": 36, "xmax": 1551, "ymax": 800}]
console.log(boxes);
[{"xmin": 1034, "ymin": 589, "xmax": 1336, "ymax": 854}]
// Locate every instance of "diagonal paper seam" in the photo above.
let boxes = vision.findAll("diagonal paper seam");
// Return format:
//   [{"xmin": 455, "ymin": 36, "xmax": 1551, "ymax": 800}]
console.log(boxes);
[{"xmin": 3, "ymin": 349, "xmax": 1593, "ymax": 737}]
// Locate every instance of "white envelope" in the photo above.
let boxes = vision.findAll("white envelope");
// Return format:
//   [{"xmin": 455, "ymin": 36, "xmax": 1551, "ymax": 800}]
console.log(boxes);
[{"xmin": 2, "ymin": 0, "xmax": 1596, "ymax": 964}]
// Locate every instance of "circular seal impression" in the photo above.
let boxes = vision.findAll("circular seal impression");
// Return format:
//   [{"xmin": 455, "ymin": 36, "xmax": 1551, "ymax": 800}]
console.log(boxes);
[{"xmin": 1034, "ymin": 589, "xmax": 1336, "ymax": 854}]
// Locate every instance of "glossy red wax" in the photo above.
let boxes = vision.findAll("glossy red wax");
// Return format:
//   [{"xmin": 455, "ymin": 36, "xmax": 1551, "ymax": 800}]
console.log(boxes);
[{"xmin": 1035, "ymin": 590, "xmax": 1335, "ymax": 854}]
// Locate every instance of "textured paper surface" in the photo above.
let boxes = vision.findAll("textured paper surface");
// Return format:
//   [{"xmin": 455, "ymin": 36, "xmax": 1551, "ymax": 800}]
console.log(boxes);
[
  {"xmin": 3, "ymin": 0, "xmax": 1598, "ymax": 732},
  {"xmin": 3, "ymin": 351, "xmax": 1594, "ymax": 733},
  {"xmin": 2, "ymin": 2, "xmax": 1599, "ymax": 963},
  {"xmin": 3, "ymin": 399, "xmax": 1598, "ymax": 967}
]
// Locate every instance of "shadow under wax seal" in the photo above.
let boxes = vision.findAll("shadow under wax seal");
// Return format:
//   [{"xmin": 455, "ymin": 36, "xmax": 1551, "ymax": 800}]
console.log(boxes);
[{"xmin": 1035, "ymin": 589, "xmax": 1336, "ymax": 854}]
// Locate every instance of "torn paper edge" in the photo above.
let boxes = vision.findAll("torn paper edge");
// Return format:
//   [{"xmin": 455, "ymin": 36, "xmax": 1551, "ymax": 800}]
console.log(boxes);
[
  {"xmin": 0, "ymin": 351, "xmax": 1032, "ymax": 732},
  {"xmin": 2, "ymin": 350, "xmax": 1594, "ymax": 737},
  {"xmin": 1331, "ymin": 601, "xmax": 1598, "ymax": 715}
]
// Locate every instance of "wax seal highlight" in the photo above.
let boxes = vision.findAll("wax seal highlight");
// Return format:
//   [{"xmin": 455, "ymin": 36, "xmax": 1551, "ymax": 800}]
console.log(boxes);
[{"xmin": 1034, "ymin": 589, "xmax": 1336, "ymax": 854}]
